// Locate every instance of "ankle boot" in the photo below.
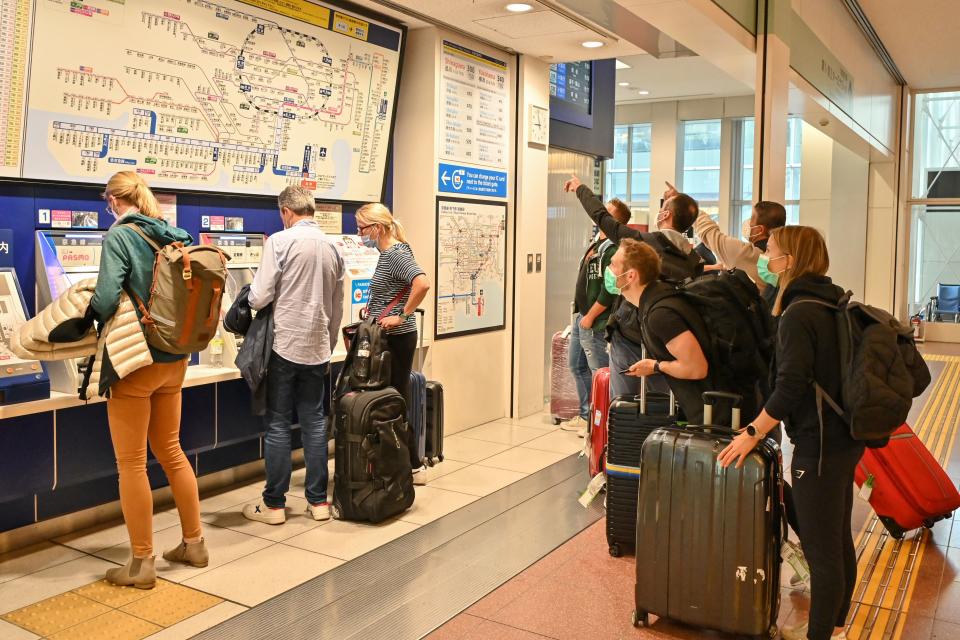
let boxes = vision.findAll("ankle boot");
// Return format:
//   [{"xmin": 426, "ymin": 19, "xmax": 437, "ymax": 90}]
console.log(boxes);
[
  {"xmin": 163, "ymin": 538, "xmax": 209, "ymax": 568},
  {"xmin": 105, "ymin": 556, "xmax": 156, "ymax": 589}
]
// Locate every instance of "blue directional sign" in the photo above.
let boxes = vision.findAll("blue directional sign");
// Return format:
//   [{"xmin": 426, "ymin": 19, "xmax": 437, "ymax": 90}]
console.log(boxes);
[{"xmin": 438, "ymin": 163, "xmax": 507, "ymax": 198}]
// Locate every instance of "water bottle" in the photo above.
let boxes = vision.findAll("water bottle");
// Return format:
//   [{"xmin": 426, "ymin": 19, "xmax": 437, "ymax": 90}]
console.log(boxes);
[
  {"xmin": 356, "ymin": 335, "xmax": 371, "ymax": 381},
  {"xmin": 210, "ymin": 331, "xmax": 224, "ymax": 368}
]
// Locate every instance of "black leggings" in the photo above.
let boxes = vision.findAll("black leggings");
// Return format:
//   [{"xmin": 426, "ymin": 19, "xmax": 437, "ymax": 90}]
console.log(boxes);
[
  {"xmin": 386, "ymin": 331, "xmax": 419, "ymax": 468},
  {"xmin": 791, "ymin": 446, "xmax": 864, "ymax": 640}
]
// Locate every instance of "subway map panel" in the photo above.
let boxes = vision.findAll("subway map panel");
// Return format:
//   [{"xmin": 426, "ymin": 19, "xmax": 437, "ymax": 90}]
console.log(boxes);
[{"xmin": 23, "ymin": 0, "xmax": 403, "ymax": 200}]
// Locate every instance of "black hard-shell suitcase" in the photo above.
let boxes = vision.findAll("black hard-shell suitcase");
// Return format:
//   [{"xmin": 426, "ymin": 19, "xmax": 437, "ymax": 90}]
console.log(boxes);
[
  {"xmin": 633, "ymin": 392, "xmax": 785, "ymax": 638},
  {"xmin": 332, "ymin": 388, "xmax": 415, "ymax": 523},
  {"xmin": 605, "ymin": 365, "xmax": 675, "ymax": 558},
  {"xmin": 425, "ymin": 381, "xmax": 444, "ymax": 464}
]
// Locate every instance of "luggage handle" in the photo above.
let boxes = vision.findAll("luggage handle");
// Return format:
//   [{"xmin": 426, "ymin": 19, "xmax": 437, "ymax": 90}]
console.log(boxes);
[
  {"xmin": 415, "ymin": 308, "xmax": 425, "ymax": 372},
  {"xmin": 639, "ymin": 344, "xmax": 676, "ymax": 417},
  {"xmin": 702, "ymin": 392, "xmax": 741, "ymax": 430}
]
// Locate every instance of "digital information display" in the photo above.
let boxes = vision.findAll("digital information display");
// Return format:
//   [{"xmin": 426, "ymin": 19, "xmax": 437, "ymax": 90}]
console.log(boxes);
[{"xmin": 549, "ymin": 61, "xmax": 591, "ymax": 113}]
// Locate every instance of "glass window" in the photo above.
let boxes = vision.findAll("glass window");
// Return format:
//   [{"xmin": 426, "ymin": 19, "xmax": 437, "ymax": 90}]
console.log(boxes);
[
  {"xmin": 603, "ymin": 123, "xmax": 652, "ymax": 211},
  {"xmin": 680, "ymin": 119, "xmax": 721, "ymax": 207},
  {"xmin": 909, "ymin": 91, "xmax": 960, "ymax": 319},
  {"xmin": 731, "ymin": 117, "xmax": 802, "ymax": 235},
  {"xmin": 908, "ymin": 204, "xmax": 960, "ymax": 316},
  {"xmin": 913, "ymin": 91, "xmax": 960, "ymax": 199}
]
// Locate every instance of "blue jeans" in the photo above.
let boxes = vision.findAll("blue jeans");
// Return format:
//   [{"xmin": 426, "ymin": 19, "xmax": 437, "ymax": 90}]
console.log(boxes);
[
  {"xmin": 609, "ymin": 330, "xmax": 670, "ymax": 401},
  {"xmin": 568, "ymin": 314, "xmax": 610, "ymax": 420},
  {"xmin": 263, "ymin": 352, "xmax": 329, "ymax": 508}
]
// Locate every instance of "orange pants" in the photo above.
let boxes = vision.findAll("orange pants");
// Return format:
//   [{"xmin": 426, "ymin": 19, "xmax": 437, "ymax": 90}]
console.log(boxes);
[{"xmin": 107, "ymin": 360, "xmax": 201, "ymax": 557}]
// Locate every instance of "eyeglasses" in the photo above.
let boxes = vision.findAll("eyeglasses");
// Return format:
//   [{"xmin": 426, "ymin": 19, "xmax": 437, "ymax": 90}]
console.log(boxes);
[{"xmin": 357, "ymin": 224, "xmax": 373, "ymax": 233}]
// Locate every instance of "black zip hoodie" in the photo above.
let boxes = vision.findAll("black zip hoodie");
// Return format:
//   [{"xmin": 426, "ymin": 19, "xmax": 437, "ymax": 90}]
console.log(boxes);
[{"xmin": 764, "ymin": 274, "xmax": 860, "ymax": 459}]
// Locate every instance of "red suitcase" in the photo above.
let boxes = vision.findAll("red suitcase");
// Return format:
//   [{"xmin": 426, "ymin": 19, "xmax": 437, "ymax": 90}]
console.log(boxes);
[
  {"xmin": 588, "ymin": 367, "xmax": 611, "ymax": 477},
  {"xmin": 550, "ymin": 329, "xmax": 579, "ymax": 424},
  {"xmin": 854, "ymin": 423, "xmax": 960, "ymax": 539}
]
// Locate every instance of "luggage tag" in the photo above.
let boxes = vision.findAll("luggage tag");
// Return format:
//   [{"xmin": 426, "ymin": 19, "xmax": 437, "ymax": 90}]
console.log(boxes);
[
  {"xmin": 578, "ymin": 472, "xmax": 606, "ymax": 508},
  {"xmin": 858, "ymin": 474, "xmax": 875, "ymax": 501}
]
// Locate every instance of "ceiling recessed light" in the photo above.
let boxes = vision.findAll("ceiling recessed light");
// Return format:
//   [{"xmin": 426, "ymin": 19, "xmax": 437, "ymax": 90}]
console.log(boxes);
[
  {"xmin": 637, "ymin": 90, "xmax": 650, "ymax": 95},
  {"xmin": 505, "ymin": 3, "xmax": 533, "ymax": 12},
  {"xmin": 615, "ymin": 59, "xmax": 631, "ymax": 70},
  {"xmin": 581, "ymin": 40, "xmax": 604, "ymax": 49},
  {"xmin": 618, "ymin": 82, "xmax": 629, "ymax": 87}
]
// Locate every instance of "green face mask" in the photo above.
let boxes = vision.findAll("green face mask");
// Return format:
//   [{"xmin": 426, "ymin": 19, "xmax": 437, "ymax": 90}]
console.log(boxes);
[
  {"xmin": 604, "ymin": 266, "xmax": 625, "ymax": 295},
  {"xmin": 757, "ymin": 254, "xmax": 783, "ymax": 287}
]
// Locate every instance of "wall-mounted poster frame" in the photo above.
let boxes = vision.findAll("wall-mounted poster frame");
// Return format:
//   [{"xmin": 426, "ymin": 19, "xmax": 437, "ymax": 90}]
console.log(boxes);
[{"xmin": 434, "ymin": 196, "xmax": 507, "ymax": 340}]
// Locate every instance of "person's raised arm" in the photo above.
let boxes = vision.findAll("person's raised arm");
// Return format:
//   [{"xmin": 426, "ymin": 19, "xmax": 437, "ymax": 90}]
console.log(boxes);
[{"xmin": 563, "ymin": 175, "xmax": 638, "ymax": 244}]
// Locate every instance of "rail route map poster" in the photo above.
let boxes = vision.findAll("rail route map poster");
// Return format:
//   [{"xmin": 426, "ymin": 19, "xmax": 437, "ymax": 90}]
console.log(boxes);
[
  {"xmin": 435, "ymin": 196, "xmax": 507, "ymax": 339},
  {"xmin": 18, "ymin": 0, "xmax": 404, "ymax": 201}
]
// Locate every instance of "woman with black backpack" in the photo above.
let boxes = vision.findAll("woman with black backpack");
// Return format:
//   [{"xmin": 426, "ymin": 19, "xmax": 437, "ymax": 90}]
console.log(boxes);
[{"xmin": 719, "ymin": 226, "xmax": 859, "ymax": 640}]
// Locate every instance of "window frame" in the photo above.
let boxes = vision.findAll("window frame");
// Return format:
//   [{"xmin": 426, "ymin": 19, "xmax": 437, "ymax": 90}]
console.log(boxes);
[
  {"xmin": 905, "ymin": 89, "xmax": 960, "ymax": 317},
  {"xmin": 603, "ymin": 123, "xmax": 652, "ymax": 212},
  {"xmin": 677, "ymin": 118, "xmax": 722, "ymax": 222}
]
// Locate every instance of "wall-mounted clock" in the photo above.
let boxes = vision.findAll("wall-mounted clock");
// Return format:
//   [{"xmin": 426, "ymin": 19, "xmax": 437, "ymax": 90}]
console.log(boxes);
[{"xmin": 528, "ymin": 104, "xmax": 549, "ymax": 147}]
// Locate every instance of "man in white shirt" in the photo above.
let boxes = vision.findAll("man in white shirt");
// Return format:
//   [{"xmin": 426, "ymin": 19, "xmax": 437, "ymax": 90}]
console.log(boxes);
[{"xmin": 243, "ymin": 186, "xmax": 344, "ymax": 524}]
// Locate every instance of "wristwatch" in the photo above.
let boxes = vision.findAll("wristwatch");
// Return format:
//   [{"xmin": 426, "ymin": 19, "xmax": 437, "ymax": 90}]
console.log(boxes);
[
  {"xmin": 745, "ymin": 424, "xmax": 763, "ymax": 439},
  {"xmin": 400, "ymin": 311, "xmax": 413, "ymax": 321},
  {"xmin": 653, "ymin": 361, "xmax": 662, "ymax": 374}
]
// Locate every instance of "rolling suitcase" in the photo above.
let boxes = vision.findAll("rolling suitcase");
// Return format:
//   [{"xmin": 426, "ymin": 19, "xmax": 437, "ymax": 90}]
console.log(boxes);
[
  {"xmin": 633, "ymin": 392, "xmax": 784, "ymax": 638},
  {"xmin": 408, "ymin": 310, "xmax": 428, "ymax": 465},
  {"xmin": 854, "ymin": 423, "xmax": 960, "ymax": 539},
  {"xmin": 332, "ymin": 387, "xmax": 415, "ymax": 523},
  {"xmin": 550, "ymin": 326, "xmax": 579, "ymax": 424},
  {"xmin": 425, "ymin": 381, "xmax": 444, "ymax": 465},
  {"xmin": 605, "ymin": 363, "xmax": 675, "ymax": 558},
  {"xmin": 588, "ymin": 367, "xmax": 611, "ymax": 478}
]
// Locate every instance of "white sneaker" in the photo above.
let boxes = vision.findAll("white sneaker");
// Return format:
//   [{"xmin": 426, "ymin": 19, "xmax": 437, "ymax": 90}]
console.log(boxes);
[
  {"xmin": 561, "ymin": 417, "xmax": 587, "ymax": 433},
  {"xmin": 780, "ymin": 622, "xmax": 808, "ymax": 640},
  {"xmin": 242, "ymin": 501, "xmax": 285, "ymax": 525},
  {"xmin": 780, "ymin": 622, "xmax": 845, "ymax": 640},
  {"xmin": 306, "ymin": 502, "xmax": 331, "ymax": 521},
  {"xmin": 412, "ymin": 467, "xmax": 428, "ymax": 486}
]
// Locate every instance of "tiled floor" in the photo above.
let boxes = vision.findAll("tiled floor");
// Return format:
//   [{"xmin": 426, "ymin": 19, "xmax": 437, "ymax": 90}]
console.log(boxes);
[{"xmin": 0, "ymin": 411, "xmax": 582, "ymax": 640}]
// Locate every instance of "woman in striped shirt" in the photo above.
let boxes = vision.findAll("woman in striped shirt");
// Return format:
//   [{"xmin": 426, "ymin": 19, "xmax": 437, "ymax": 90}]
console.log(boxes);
[{"xmin": 356, "ymin": 203, "xmax": 431, "ymax": 476}]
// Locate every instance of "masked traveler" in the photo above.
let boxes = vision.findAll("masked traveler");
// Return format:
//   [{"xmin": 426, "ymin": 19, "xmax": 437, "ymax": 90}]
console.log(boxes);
[
  {"xmin": 356, "ymin": 203, "xmax": 431, "ymax": 482},
  {"xmin": 719, "ymin": 226, "xmax": 859, "ymax": 640},
  {"xmin": 92, "ymin": 171, "xmax": 205, "ymax": 589},
  {"xmin": 561, "ymin": 199, "xmax": 631, "ymax": 436}
]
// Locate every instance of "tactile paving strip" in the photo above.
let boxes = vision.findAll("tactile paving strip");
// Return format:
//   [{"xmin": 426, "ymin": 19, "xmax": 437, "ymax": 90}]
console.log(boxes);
[
  {"xmin": 1, "ymin": 592, "xmax": 111, "ymax": 637},
  {"xmin": 1, "ymin": 575, "xmax": 223, "ymax": 639},
  {"xmin": 120, "ymin": 582, "xmax": 223, "ymax": 627}
]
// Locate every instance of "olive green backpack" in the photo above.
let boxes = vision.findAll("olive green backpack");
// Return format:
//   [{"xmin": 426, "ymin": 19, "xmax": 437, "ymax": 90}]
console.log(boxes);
[{"xmin": 124, "ymin": 224, "xmax": 229, "ymax": 355}]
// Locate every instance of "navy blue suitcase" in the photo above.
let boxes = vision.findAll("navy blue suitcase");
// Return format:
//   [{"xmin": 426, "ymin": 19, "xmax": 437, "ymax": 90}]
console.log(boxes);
[{"xmin": 408, "ymin": 371, "xmax": 427, "ymax": 464}]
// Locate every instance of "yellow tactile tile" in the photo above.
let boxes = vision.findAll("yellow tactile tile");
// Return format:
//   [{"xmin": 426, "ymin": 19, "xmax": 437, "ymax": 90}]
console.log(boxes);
[
  {"xmin": 47, "ymin": 609, "xmax": 161, "ymax": 640},
  {"xmin": 119, "ymin": 582, "xmax": 222, "ymax": 627},
  {"xmin": 72, "ymin": 578, "xmax": 174, "ymax": 608},
  {"xmin": 0, "ymin": 591, "xmax": 111, "ymax": 637}
]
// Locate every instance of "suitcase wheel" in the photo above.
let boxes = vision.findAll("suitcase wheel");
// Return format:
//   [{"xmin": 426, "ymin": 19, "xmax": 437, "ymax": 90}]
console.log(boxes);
[
  {"xmin": 878, "ymin": 515, "xmax": 907, "ymax": 540},
  {"xmin": 438, "ymin": 454, "xmax": 444, "ymax": 462},
  {"xmin": 609, "ymin": 543, "xmax": 622, "ymax": 558},
  {"xmin": 330, "ymin": 504, "xmax": 341, "ymax": 520},
  {"xmin": 923, "ymin": 518, "xmax": 936, "ymax": 529},
  {"xmin": 553, "ymin": 417, "xmax": 561, "ymax": 425},
  {"xmin": 631, "ymin": 610, "xmax": 649, "ymax": 628}
]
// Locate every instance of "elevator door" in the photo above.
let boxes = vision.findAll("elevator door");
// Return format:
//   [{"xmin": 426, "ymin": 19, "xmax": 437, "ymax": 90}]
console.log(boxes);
[{"xmin": 544, "ymin": 149, "xmax": 598, "ymax": 399}]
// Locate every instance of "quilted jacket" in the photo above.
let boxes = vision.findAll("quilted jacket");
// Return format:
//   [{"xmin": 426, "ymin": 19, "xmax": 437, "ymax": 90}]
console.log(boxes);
[{"xmin": 12, "ymin": 279, "xmax": 153, "ymax": 399}]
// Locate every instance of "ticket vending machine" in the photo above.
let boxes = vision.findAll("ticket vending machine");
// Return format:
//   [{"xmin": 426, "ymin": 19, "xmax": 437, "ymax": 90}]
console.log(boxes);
[
  {"xmin": 35, "ymin": 230, "xmax": 106, "ymax": 394},
  {"xmin": 329, "ymin": 235, "xmax": 379, "ymax": 326},
  {"xmin": 0, "ymin": 268, "xmax": 50, "ymax": 403},
  {"xmin": 198, "ymin": 232, "xmax": 265, "ymax": 367}
]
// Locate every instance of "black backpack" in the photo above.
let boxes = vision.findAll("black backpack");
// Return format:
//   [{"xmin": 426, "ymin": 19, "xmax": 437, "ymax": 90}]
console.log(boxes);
[
  {"xmin": 650, "ymin": 232, "xmax": 704, "ymax": 284},
  {"xmin": 606, "ymin": 234, "xmax": 704, "ymax": 345},
  {"xmin": 335, "ymin": 317, "xmax": 393, "ymax": 399},
  {"xmin": 787, "ymin": 293, "xmax": 931, "ymax": 445},
  {"xmin": 641, "ymin": 269, "xmax": 776, "ymax": 401}
]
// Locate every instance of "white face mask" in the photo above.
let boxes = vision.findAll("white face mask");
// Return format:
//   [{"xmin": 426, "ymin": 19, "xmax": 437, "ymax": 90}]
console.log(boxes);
[{"xmin": 741, "ymin": 221, "xmax": 763, "ymax": 243}]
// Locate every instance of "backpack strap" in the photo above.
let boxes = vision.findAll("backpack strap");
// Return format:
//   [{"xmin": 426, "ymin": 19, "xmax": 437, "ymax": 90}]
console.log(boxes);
[
  {"xmin": 376, "ymin": 285, "xmax": 412, "ymax": 322},
  {"xmin": 122, "ymin": 223, "xmax": 163, "ymax": 252},
  {"xmin": 784, "ymin": 296, "xmax": 850, "ymax": 475}
]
